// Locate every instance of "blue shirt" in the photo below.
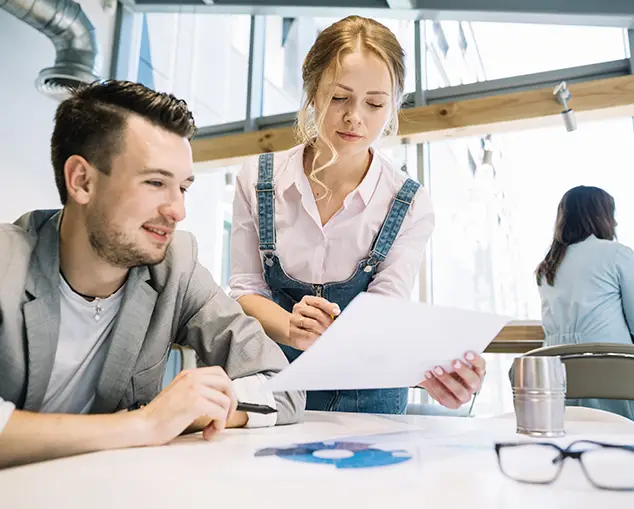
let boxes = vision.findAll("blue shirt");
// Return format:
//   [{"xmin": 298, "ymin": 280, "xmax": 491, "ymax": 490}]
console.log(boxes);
[{"xmin": 538, "ymin": 235, "xmax": 634, "ymax": 419}]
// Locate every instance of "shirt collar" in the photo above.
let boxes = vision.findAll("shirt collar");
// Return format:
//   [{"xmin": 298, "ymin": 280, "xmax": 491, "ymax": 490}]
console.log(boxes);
[
  {"xmin": 276, "ymin": 144, "xmax": 306, "ymax": 196},
  {"xmin": 355, "ymin": 148, "xmax": 382, "ymax": 206},
  {"xmin": 277, "ymin": 144, "xmax": 383, "ymax": 206}
]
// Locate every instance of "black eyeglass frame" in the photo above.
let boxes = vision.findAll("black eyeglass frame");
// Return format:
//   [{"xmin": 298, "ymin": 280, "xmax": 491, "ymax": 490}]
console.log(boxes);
[{"xmin": 494, "ymin": 440, "xmax": 634, "ymax": 492}]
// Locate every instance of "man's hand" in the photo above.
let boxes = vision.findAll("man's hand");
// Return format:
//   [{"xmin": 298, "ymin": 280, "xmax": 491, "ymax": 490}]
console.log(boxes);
[
  {"xmin": 417, "ymin": 352, "xmax": 486, "ymax": 409},
  {"xmin": 138, "ymin": 366, "xmax": 238, "ymax": 444},
  {"xmin": 289, "ymin": 296, "xmax": 340, "ymax": 351},
  {"xmin": 0, "ymin": 366, "xmax": 245, "ymax": 469}
]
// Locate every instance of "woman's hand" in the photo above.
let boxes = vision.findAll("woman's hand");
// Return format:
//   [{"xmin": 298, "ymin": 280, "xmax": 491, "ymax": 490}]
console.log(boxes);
[
  {"xmin": 417, "ymin": 352, "xmax": 486, "ymax": 409},
  {"xmin": 289, "ymin": 296, "xmax": 341, "ymax": 351}
]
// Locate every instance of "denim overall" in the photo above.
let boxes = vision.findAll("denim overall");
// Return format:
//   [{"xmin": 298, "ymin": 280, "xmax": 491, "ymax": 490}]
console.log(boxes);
[{"xmin": 256, "ymin": 152, "xmax": 420, "ymax": 414}]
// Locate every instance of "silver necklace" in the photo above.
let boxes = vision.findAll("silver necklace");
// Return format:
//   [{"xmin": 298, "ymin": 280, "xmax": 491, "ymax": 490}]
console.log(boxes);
[
  {"xmin": 93, "ymin": 298, "xmax": 103, "ymax": 322},
  {"xmin": 60, "ymin": 273, "xmax": 111, "ymax": 321}
]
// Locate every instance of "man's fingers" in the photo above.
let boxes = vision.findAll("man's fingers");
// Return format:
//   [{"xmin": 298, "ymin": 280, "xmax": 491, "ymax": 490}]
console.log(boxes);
[
  {"xmin": 202, "ymin": 423, "xmax": 218, "ymax": 441},
  {"xmin": 195, "ymin": 373, "xmax": 235, "ymax": 400},
  {"xmin": 177, "ymin": 370, "xmax": 237, "ymax": 408},
  {"xmin": 196, "ymin": 396, "xmax": 232, "ymax": 432},
  {"xmin": 201, "ymin": 414, "xmax": 226, "ymax": 441},
  {"xmin": 196, "ymin": 386, "xmax": 233, "ymax": 413},
  {"xmin": 182, "ymin": 366, "xmax": 229, "ymax": 377}
]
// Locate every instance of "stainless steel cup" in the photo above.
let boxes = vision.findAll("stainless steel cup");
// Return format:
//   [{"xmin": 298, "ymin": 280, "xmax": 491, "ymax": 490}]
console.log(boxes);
[{"xmin": 512, "ymin": 356, "xmax": 567, "ymax": 437}]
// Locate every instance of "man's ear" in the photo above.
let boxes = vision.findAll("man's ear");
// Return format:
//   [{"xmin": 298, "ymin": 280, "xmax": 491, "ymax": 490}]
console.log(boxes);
[{"xmin": 64, "ymin": 155, "xmax": 99, "ymax": 205}]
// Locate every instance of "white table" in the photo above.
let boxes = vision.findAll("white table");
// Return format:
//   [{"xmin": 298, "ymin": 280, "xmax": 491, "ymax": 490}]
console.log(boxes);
[{"xmin": 2, "ymin": 412, "xmax": 633, "ymax": 508}]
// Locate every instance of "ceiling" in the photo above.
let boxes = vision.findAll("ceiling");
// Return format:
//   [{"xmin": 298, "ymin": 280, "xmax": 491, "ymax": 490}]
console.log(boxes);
[{"xmin": 124, "ymin": 0, "xmax": 634, "ymax": 28}]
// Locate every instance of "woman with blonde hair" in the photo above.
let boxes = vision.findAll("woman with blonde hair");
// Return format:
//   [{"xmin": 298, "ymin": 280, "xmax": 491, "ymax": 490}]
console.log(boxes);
[
  {"xmin": 230, "ymin": 16, "xmax": 486, "ymax": 414},
  {"xmin": 536, "ymin": 185, "xmax": 634, "ymax": 420}
]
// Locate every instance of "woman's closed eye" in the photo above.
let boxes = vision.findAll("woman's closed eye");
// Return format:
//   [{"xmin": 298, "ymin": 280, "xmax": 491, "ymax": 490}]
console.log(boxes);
[{"xmin": 332, "ymin": 96, "xmax": 384, "ymax": 109}]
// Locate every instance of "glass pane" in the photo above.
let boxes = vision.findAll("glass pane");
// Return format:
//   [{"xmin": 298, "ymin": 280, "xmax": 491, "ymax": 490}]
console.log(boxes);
[
  {"xmin": 136, "ymin": 12, "xmax": 251, "ymax": 126},
  {"xmin": 428, "ymin": 117, "xmax": 634, "ymax": 320},
  {"xmin": 425, "ymin": 20, "xmax": 627, "ymax": 88},
  {"xmin": 221, "ymin": 220, "xmax": 232, "ymax": 291},
  {"xmin": 263, "ymin": 16, "xmax": 416, "ymax": 116},
  {"xmin": 178, "ymin": 165, "xmax": 240, "ymax": 284},
  {"xmin": 380, "ymin": 142, "xmax": 419, "ymax": 181},
  {"xmin": 380, "ymin": 142, "xmax": 423, "ymax": 304}
]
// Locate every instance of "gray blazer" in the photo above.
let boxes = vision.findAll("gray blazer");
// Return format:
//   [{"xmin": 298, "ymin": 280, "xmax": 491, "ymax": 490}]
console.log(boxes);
[{"xmin": 0, "ymin": 210, "xmax": 304, "ymax": 424}]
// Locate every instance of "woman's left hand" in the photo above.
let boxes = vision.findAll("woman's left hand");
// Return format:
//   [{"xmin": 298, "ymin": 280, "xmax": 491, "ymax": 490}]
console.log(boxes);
[{"xmin": 416, "ymin": 352, "xmax": 486, "ymax": 409}]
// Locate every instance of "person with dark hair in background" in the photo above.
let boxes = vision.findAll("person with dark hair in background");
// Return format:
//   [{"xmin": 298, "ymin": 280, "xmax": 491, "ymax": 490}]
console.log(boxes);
[
  {"xmin": 0, "ymin": 80, "xmax": 304, "ymax": 469},
  {"xmin": 536, "ymin": 185, "xmax": 634, "ymax": 420}
]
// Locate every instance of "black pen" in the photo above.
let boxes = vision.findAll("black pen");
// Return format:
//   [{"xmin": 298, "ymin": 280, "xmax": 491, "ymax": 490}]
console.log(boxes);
[{"xmin": 236, "ymin": 402, "xmax": 277, "ymax": 414}]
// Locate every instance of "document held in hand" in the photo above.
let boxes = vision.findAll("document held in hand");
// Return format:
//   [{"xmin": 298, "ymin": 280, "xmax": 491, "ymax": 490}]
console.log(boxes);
[{"xmin": 266, "ymin": 292, "xmax": 511, "ymax": 392}]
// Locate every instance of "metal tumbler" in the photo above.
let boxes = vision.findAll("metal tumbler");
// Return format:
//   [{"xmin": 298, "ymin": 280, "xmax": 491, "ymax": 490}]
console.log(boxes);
[{"xmin": 512, "ymin": 356, "xmax": 567, "ymax": 437}]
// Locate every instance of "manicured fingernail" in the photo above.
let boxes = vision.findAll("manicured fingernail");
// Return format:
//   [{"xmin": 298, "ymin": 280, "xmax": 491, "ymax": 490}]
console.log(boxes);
[
  {"xmin": 332, "ymin": 305, "xmax": 341, "ymax": 316},
  {"xmin": 465, "ymin": 352, "xmax": 475, "ymax": 361},
  {"xmin": 425, "ymin": 371, "xmax": 433, "ymax": 379},
  {"xmin": 434, "ymin": 366, "xmax": 444, "ymax": 376},
  {"xmin": 454, "ymin": 360, "xmax": 462, "ymax": 370}
]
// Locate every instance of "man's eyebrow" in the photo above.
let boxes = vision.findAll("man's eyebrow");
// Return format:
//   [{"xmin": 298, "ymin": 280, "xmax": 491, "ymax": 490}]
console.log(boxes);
[{"xmin": 138, "ymin": 168, "xmax": 195, "ymax": 183}]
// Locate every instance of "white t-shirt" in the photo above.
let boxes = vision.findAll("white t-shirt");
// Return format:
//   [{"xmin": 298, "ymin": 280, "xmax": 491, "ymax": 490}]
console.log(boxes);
[
  {"xmin": 40, "ymin": 277, "xmax": 126, "ymax": 414},
  {"xmin": 0, "ymin": 398, "xmax": 15, "ymax": 433}
]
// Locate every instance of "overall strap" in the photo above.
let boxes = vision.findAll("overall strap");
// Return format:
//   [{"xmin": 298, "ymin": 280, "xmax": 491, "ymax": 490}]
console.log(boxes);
[
  {"xmin": 255, "ymin": 153, "xmax": 276, "ymax": 252},
  {"xmin": 368, "ymin": 178, "xmax": 421, "ymax": 264}
]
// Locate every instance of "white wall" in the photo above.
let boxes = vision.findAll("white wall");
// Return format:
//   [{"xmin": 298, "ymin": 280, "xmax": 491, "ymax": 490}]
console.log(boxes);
[{"xmin": 0, "ymin": 0, "xmax": 116, "ymax": 222}]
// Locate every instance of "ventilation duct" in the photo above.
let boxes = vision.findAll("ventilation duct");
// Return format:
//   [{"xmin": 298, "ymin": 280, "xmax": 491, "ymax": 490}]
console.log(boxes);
[{"xmin": 0, "ymin": 0, "xmax": 102, "ymax": 100}]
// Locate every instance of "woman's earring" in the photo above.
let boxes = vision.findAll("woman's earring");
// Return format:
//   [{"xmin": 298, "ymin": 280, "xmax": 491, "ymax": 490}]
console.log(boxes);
[
  {"xmin": 383, "ymin": 117, "xmax": 397, "ymax": 137},
  {"xmin": 307, "ymin": 107, "xmax": 318, "ymax": 139}
]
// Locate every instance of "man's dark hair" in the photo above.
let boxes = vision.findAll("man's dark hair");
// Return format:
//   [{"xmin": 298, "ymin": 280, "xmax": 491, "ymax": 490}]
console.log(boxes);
[{"xmin": 51, "ymin": 80, "xmax": 197, "ymax": 204}]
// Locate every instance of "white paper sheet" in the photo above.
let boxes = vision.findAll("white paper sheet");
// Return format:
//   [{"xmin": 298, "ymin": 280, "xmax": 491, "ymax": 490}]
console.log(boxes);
[{"xmin": 267, "ymin": 292, "xmax": 511, "ymax": 391}]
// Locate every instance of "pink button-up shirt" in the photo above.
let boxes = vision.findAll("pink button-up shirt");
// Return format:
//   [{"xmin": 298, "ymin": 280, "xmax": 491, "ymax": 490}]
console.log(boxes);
[{"xmin": 229, "ymin": 144, "xmax": 435, "ymax": 301}]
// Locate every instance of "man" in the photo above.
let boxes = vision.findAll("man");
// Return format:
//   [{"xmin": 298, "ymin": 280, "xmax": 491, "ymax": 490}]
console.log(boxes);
[{"xmin": 0, "ymin": 80, "xmax": 304, "ymax": 469}]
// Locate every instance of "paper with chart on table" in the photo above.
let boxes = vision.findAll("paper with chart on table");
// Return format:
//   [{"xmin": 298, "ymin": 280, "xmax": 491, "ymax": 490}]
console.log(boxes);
[{"xmin": 266, "ymin": 292, "xmax": 511, "ymax": 392}]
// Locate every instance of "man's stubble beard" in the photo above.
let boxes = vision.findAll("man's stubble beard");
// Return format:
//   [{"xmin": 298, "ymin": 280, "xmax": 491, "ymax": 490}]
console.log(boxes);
[{"xmin": 86, "ymin": 206, "xmax": 168, "ymax": 269}]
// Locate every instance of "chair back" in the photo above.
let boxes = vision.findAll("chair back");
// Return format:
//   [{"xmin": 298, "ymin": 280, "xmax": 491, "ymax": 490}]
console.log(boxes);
[{"xmin": 522, "ymin": 343, "xmax": 634, "ymax": 400}]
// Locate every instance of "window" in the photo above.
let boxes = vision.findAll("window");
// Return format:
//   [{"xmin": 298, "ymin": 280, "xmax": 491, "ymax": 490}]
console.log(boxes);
[
  {"xmin": 263, "ymin": 16, "xmax": 416, "ymax": 116},
  {"xmin": 422, "ymin": 117, "xmax": 634, "ymax": 417},
  {"xmin": 177, "ymin": 166, "xmax": 240, "ymax": 285},
  {"xmin": 380, "ymin": 142, "xmax": 418, "ymax": 180},
  {"xmin": 415, "ymin": 18, "xmax": 631, "ymax": 417},
  {"xmin": 135, "ymin": 12, "xmax": 251, "ymax": 126},
  {"xmin": 457, "ymin": 23, "xmax": 468, "ymax": 53},
  {"xmin": 425, "ymin": 20, "xmax": 628, "ymax": 88},
  {"xmin": 221, "ymin": 220, "xmax": 232, "ymax": 290},
  {"xmin": 431, "ymin": 21, "xmax": 449, "ymax": 57},
  {"xmin": 428, "ymin": 118, "xmax": 634, "ymax": 319}
]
